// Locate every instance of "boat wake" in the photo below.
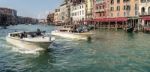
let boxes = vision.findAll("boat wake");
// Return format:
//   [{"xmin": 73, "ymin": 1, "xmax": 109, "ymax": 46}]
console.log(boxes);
[
  {"xmin": 3, "ymin": 43, "xmax": 44, "ymax": 54},
  {"xmin": 11, "ymin": 46, "xmax": 44, "ymax": 54},
  {"xmin": 0, "ymin": 37, "xmax": 44, "ymax": 54}
]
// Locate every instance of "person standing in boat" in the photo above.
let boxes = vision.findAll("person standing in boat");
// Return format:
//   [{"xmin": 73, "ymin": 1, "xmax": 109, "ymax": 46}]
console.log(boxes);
[
  {"xmin": 36, "ymin": 28, "xmax": 42, "ymax": 36},
  {"xmin": 73, "ymin": 25, "xmax": 77, "ymax": 32}
]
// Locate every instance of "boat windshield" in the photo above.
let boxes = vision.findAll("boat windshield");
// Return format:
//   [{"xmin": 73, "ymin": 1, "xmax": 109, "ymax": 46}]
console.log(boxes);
[{"xmin": 58, "ymin": 25, "xmax": 93, "ymax": 33}]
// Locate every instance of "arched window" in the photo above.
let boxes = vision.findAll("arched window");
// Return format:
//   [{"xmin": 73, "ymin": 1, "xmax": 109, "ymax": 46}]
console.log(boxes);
[
  {"xmin": 148, "ymin": 7, "xmax": 150, "ymax": 15},
  {"xmin": 141, "ymin": 7, "xmax": 145, "ymax": 15}
]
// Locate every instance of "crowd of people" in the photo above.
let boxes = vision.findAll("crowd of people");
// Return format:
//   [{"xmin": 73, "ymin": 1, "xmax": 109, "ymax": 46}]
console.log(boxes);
[{"xmin": 72, "ymin": 25, "xmax": 94, "ymax": 33}]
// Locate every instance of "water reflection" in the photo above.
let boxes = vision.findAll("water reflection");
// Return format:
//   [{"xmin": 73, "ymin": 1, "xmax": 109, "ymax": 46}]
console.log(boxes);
[{"xmin": 127, "ymin": 33, "xmax": 135, "ymax": 40}]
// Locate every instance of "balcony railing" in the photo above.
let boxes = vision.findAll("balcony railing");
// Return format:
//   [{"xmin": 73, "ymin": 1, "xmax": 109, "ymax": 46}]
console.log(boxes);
[
  {"xmin": 95, "ymin": 9, "xmax": 105, "ymax": 13},
  {"xmin": 139, "ymin": 12, "xmax": 148, "ymax": 16},
  {"xmin": 95, "ymin": 1, "xmax": 104, "ymax": 4}
]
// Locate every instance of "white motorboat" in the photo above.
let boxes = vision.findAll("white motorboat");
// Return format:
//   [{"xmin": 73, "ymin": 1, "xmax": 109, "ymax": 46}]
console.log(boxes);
[
  {"xmin": 6, "ymin": 31, "xmax": 55, "ymax": 49},
  {"xmin": 51, "ymin": 25, "xmax": 93, "ymax": 40}
]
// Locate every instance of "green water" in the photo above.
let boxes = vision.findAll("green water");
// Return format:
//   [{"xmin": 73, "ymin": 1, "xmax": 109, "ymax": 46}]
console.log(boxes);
[{"xmin": 0, "ymin": 24, "xmax": 150, "ymax": 72}]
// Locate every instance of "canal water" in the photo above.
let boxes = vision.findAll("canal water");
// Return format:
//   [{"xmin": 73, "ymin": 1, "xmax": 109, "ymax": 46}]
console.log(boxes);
[{"xmin": 0, "ymin": 24, "xmax": 150, "ymax": 72}]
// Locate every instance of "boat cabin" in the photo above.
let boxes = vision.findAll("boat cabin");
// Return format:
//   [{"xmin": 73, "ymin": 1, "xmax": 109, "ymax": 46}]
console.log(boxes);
[
  {"xmin": 8, "ymin": 31, "xmax": 46, "ymax": 39},
  {"xmin": 58, "ymin": 25, "xmax": 74, "ymax": 32}
]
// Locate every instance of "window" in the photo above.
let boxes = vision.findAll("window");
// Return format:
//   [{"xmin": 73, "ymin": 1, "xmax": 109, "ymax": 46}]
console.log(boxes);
[
  {"xmin": 80, "ymin": 11, "xmax": 81, "ymax": 15},
  {"xmin": 135, "ymin": 11, "xmax": 138, "ymax": 16},
  {"xmin": 117, "ymin": 6, "xmax": 120, "ymax": 11},
  {"xmin": 100, "ymin": 6, "xmax": 101, "ymax": 9},
  {"xmin": 135, "ymin": 4, "xmax": 138, "ymax": 10},
  {"xmin": 110, "ymin": 7, "xmax": 114, "ymax": 11},
  {"xmin": 111, "ymin": 0, "xmax": 114, "ymax": 4},
  {"xmin": 141, "ymin": 7, "xmax": 145, "ymax": 15},
  {"xmin": 117, "ymin": 0, "xmax": 120, "ymax": 3},
  {"xmin": 126, "ymin": 5, "xmax": 131, "ymax": 11},
  {"xmin": 148, "ymin": 7, "xmax": 150, "ymax": 15},
  {"xmin": 111, "ymin": 13, "xmax": 113, "ymax": 17},
  {"xmin": 103, "ymin": 5, "xmax": 105, "ymax": 9},
  {"xmin": 82, "ymin": 10, "xmax": 84, "ymax": 15},
  {"xmin": 124, "ymin": 12, "xmax": 126, "ymax": 16},
  {"xmin": 123, "ymin": 0, "xmax": 130, "ymax": 2},
  {"xmin": 124, "ymin": 5, "xmax": 131, "ymax": 11}
]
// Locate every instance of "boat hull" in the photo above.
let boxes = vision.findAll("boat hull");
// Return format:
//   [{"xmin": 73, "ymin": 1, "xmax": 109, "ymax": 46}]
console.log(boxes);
[
  {"xmin": 51, "ymin": 31, "xmax": 91, "ymax": 40},
  {"xmin": 6, "ymin": 37, "xmax": 52, "ymax": 49}
]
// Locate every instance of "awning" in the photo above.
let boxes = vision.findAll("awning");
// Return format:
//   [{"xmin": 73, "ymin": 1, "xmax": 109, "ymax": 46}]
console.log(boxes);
[
  {"xmin": 141, "ymin": 16, "xmax": 150, "ymax": 21},
  {"xmin": 94, "ymin": 17, "xmax": 128, "ymax": 22}
]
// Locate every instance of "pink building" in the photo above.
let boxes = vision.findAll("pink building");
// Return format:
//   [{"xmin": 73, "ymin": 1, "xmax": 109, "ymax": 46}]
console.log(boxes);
[{"xmin": 93, "ymin": 0, "xmax": 109, "ymax": 19}]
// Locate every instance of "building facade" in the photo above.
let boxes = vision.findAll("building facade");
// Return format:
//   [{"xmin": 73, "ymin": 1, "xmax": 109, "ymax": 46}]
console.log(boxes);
[
  {"xmin": 109, "ymin": 0, "xmax": 139, "ymax": 29},
  {"xmin": 139, "ymin": 0, "xmax": 150, "ymax": 31},
  {"xmin": 93, "ymin": 0, "xmax": 108, "ymax": 19},
  {"xmin": 47, "ymin": 12, "xmax": 54, "ymax": 24},
  {"xmin": 0, "ymin": 7, "xmax": 17, "ymax": 25},
  {"xmin": 54, "ymin": 9, "xmax": 61, "ymax": 24},
  {"xmin": 139, "ymin": 0, "xmax": 150, "ymax": 16},
  {"xmin": 109, "ymin": 0, "xmax": 139, "ymax": 18},
  {"xmin": 0, "ymin": 7, "xmax": 17, "ymax": 16},
  {"xmin": 85, "ymin": 0, "xmax": 93, "ymax": 19},
  {"xmin": 17, "ymin": 16, "xmax": 38, "ymax": 24},
  {"xmin": 70, "ymin": 3, "xmax": 86, "ymax": 22},
  {"xmin": 59, "ymin": 3, "xmax": 69, "ymax": 23},
  {"xmin": 93, "ymin": 0, "xmax": 139, "ymax": 29}
]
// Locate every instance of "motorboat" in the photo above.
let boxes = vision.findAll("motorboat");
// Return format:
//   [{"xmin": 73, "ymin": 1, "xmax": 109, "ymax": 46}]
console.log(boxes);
[
  {"xmin": 6, "ymin": 31, "xmax": 55, "ymax": 49},
  {"xmin": 51, "ymin": 25, "xmax": 93, "ymax": 40}
]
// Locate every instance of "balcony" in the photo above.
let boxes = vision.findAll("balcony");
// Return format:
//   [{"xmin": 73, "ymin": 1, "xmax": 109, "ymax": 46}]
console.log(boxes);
[
  {"xmin": 139, "ymin": 12, "xmax": 148, "ymax": 16},
  {"xmin": 95, "ymin": 9, "xmax": 105, "ymax": 13},
  {"xmin": 95, "ymin": 1, "xmax": 104, "ymax": 4}
]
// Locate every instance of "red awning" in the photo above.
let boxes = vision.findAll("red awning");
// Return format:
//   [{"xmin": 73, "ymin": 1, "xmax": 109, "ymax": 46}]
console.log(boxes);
[
  {"xmin": 141, "ymin": 16, "xmax": 150, "ymax": 21},
  {"xmin": 94, "ymin": 17, "xmax": 128, "ymax": 22}
]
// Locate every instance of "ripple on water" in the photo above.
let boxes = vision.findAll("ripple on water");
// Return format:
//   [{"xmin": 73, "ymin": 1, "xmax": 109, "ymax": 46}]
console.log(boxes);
[
  {"xmin": 0, "ymin": 41, "xmax": 44, "ymax": 55},
  {"xmin": 1, "ymin": 25, "xmax": 150, "ymax": 72},
  {"xmin": 10, "ymin": 47, "xmax": 44, "ymax": 54}
]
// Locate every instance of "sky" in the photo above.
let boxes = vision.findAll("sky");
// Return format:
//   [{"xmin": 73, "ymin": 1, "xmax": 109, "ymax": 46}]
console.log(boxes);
[{"xmin": 0, "ymin": 0, "xmax": 63, "ymax": 19}]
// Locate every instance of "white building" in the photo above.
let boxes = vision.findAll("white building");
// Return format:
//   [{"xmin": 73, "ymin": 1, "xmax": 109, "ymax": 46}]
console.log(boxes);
[
  {"xmin": 59, "ymin": 3, "xmax": 69, "ymax": 23},
  {"xmin": 139, "ymin": 0, "xmax": 150, "ymax": 28},
  {"xmin": 54, "ymin": 9, "xmax": 60, "ymax": 23},
  {"xmin": 139, "ymin": 0, "xmax": 150, "ymax": 16},
  {"xmin": 70, "ymin": 3, "xmax": 86, "ymax": 22}
]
